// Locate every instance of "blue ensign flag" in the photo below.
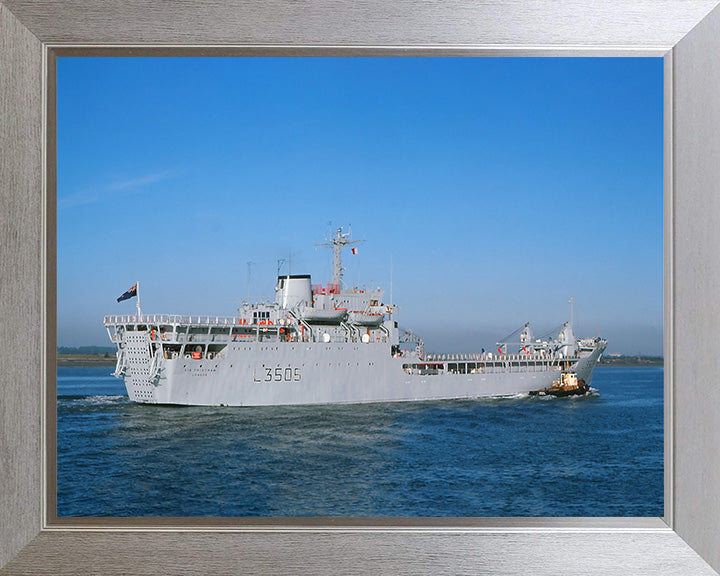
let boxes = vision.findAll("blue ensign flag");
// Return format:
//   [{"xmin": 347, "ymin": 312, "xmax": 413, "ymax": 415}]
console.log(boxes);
[{"xmin": 117, "ymin": 283, "xmax": 138, "ymax": 302}]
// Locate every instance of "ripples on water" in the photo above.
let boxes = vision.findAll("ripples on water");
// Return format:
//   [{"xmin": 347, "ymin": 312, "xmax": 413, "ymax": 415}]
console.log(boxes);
[{"xmin": 57, "ymin": 366, "xmax": 663, "ymax": 517}]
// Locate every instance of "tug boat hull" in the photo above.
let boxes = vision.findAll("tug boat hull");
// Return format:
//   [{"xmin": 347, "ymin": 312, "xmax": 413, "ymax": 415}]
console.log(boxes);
[{"xmin": 529, "ymin": 373, "xmax": 590, "ymax": 397}]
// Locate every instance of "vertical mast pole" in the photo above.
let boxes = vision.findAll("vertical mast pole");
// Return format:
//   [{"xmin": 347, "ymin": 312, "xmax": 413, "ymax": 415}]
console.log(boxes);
[
  {"xmin": 246, "ymin": 261, "xmax": 254, "ymax": 302},
  {"xmin": 317, "ymin": 227, "xmax": 364, "ymax": 290},
  {"xmin": 136, "ymin": 280, "xmax": 142, "ymax": 317},
  {"xmin": 333, "ymin": 228, "xmax": 342, "ymax": 287}
]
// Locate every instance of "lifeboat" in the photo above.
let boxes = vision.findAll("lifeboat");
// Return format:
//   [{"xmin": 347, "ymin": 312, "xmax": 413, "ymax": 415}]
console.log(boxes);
[
  {"xmin": 299, "ymin": 306, "xmax": 348, "ymax": 323},
  {"xmin": 348, "ymin": 311, "xmax": 385, "ymax": 326}
]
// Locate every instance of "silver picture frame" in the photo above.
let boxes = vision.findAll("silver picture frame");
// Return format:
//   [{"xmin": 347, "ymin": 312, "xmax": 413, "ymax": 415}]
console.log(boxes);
[{"xmin": 2, "ymin": 1, "xmax": 720, "ymax": 574}]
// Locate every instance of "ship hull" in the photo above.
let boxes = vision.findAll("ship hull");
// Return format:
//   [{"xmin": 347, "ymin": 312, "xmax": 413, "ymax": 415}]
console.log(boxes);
[{"xmin": 117, "ymin": 339, "xmax": 604, "ymax": 406}]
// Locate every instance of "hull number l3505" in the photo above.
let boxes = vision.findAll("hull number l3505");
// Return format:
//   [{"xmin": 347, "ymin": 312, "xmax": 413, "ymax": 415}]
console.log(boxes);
[{"xmin": 255, "ymin": 366, "xmax": 302, "ymax": 382}]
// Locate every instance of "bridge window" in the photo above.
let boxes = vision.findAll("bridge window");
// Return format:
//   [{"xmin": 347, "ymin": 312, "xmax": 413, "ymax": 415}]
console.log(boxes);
[{"xmin": 253, "ymin": 311, "xmax": 271, "ymax": 324}]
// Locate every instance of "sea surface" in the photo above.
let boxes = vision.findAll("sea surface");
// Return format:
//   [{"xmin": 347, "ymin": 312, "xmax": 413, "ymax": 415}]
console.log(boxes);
[{"xmin": 57, "ymin": 365, "xmax": 663, "ymax": 517}]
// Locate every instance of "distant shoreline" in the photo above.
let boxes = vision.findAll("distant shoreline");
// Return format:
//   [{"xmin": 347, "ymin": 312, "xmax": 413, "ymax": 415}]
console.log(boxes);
[
  {"xmin": 599, "ymin": 357, "xmax": 664, "ymax": 367},
  {"xmin": 57, "ymin": 354, "xmax": 116, "ymax": 366}
]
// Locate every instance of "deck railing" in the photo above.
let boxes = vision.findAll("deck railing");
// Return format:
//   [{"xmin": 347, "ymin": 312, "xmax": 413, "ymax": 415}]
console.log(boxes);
[
  {"xmin": 424, "ymin": 352, "xmax": 578, "ymax": 362},
  {"xmin": 103, "ymin": 314, "xmax": 241, "ymax": 326}
]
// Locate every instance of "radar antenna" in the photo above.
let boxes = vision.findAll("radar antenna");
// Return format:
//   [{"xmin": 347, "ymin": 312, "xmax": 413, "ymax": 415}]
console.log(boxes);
[{"xmin": 316, "ymin": 226, "xmax": 365, "ymax": 287}]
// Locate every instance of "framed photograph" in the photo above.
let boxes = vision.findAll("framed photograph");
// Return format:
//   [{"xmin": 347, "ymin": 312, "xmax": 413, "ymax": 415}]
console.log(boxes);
[
  {"xmin": 53, "ymin": 54, "xmax": 665, "ymax": 522},
  {"xmin": 2, "ymin": 1, "xmax": 720, "ymax": 574}
]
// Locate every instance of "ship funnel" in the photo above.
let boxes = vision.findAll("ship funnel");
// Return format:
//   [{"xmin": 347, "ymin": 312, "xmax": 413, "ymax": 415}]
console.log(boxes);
[{"xmin": 275, "ymin": 275, "xmax": 312, "ymax": 309}]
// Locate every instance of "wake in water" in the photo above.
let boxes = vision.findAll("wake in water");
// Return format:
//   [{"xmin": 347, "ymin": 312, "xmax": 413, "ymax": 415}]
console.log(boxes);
[
  {"xmin": 57, "ymin": 395, "xmax": 128, "ymax": 408},
  {"xmin": 473, "ymin": 387, "xmax": 600, "ymax": 402},
  {"xmin": 528, "ymin": 386, "xmax": 600, "ymax": 400}
]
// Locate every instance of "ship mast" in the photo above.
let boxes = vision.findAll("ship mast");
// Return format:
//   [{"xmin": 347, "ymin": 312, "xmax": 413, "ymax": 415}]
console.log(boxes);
[
  {"xmin": 317, "ymin": 227, "xmax": 364, "ymax": 287},
  {"xmin": 136, "ymin": 280, "xmax": 142, "ymax": 317}
]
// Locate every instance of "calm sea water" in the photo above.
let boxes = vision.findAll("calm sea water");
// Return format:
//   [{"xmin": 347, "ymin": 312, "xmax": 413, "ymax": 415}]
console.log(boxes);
[{"xmin": 57, "ymin": 365, "xmax": 663, "ymax": 517}]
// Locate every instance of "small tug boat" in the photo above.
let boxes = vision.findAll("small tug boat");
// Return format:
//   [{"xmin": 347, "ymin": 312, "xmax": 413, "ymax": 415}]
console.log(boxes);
[{"xmin": 530, "ymin": 372, "xmax": 589, "ymax": 397}]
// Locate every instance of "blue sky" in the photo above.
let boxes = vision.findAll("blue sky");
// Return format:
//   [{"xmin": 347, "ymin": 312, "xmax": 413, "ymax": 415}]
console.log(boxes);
[{"xmin": 58, "ymin": 57, "xmax": 663, "ymax": 354}]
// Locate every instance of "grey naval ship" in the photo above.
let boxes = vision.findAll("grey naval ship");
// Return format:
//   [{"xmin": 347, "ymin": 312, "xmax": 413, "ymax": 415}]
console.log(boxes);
[{"xmin": 104, "ymin": 228, "xmax": 607, "ymax": 406}]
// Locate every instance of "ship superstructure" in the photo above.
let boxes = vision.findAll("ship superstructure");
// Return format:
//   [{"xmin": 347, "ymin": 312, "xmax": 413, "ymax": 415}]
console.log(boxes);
[{"xmin": 104, "ymin": 228, "xmax": 607, "ymax": 406}]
